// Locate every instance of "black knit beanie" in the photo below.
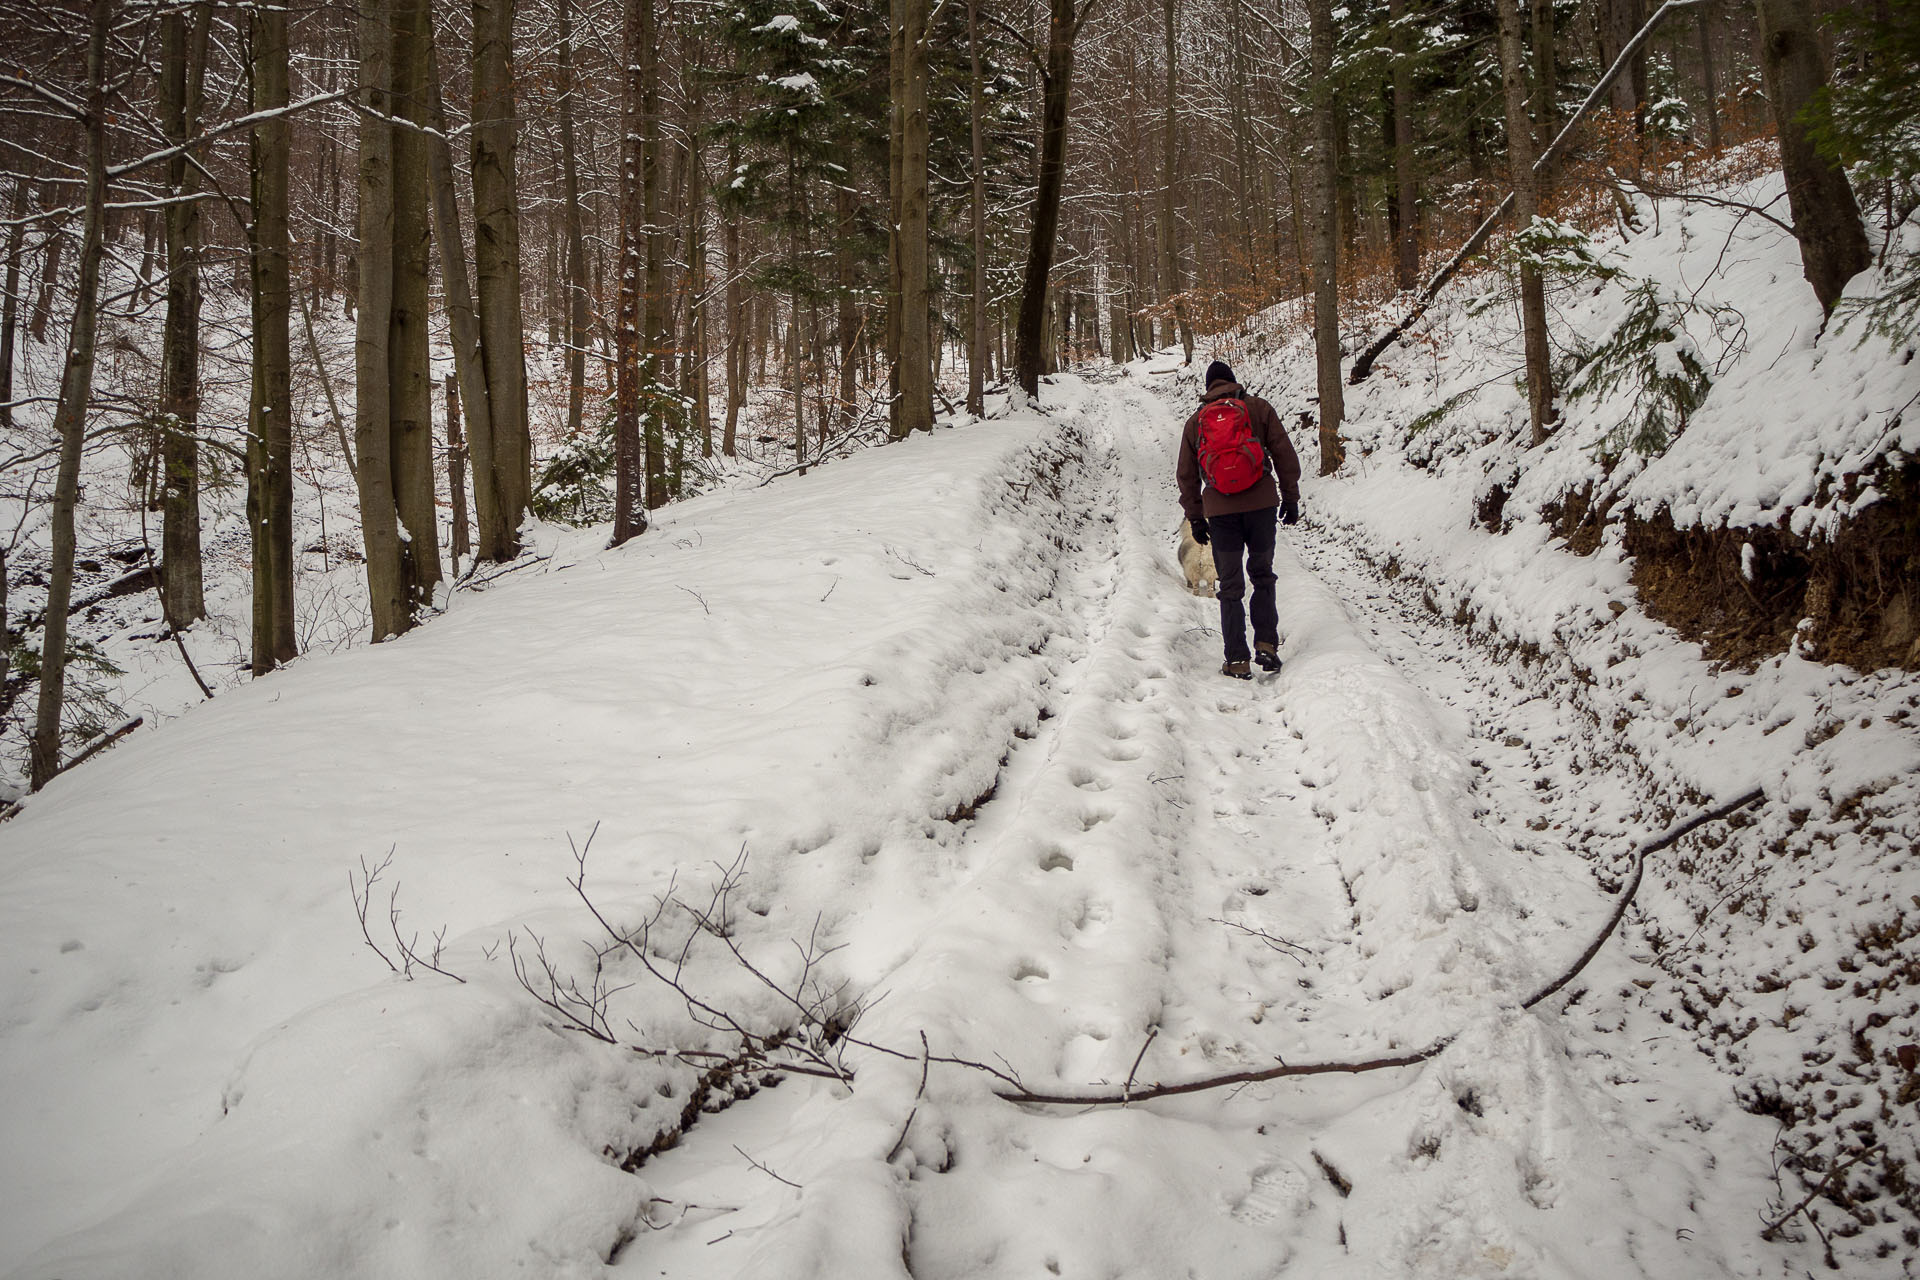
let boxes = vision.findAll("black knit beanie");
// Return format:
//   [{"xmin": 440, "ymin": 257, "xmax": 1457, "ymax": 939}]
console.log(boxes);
[{"xmin": 1204, "ymin": 360, "xmax": 1235, "ymax": 387}]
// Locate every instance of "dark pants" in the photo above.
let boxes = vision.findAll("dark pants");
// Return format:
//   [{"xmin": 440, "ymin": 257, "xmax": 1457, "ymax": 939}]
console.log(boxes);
[{"xmin": 1205, "ymin": 507, "xmax": 1278, "ymax": 663}]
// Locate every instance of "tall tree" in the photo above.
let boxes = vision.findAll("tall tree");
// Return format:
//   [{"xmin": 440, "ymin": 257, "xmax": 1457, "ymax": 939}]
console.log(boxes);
[
  {"xmin": 1159, "ymin": 0, "xmax": 1192, "ymax": 364},
  {"xmin": 473, "ymin": 0, "xmax": 532, "ymax": 557},
  {"xmin": 248, "ymin": 0, "xmax": 297, "ymax": 672},
  {"xmin": 157, "ymin": 3, "xmax": 209, "ymax": 625},
  {"xmin": 355, "ymin": 0, "xmax": 409, "ymax": 638},
  {"xmin": 30, "ymin": 0, "xmax": 112, "ymax": 791},
  {"xmin": 1014, "ymin": 0, "xmax": 1095, "ymax": 401},
  {"xmin": 390, "ymin": 0, "xmax": 441, "ymax": 613}
]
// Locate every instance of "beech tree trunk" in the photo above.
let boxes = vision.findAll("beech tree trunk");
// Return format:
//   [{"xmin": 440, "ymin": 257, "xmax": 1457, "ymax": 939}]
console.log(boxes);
[
  {"xmin": 1753, "ymin": 0, "xmax": 1870, "ymax": 313},
  {"xmin": 1496, "ymin": 0, "xmax": 1557, "ymax": 445},
  {"xmin": 355, "ymin": 0, "xmax": 409, "ymax": 639},
  {"xmin": 1307, "ymin": 0, "xmax": 1346, "ymax": 472},
  {"xmin": 158, "ymin": 3, "xmax": 209, "ymax": 625},
  {"xmin": 446, "ymin": 374, "xmax": 471, "ymax": 565},
  {"xmin": 390, "ymin": 0, "xmax": 441, "ymax": 614},
  {"xmin": 248, "ymin": 0, "xmax": 296, "ymax": 672},
  {"xmin": 472, "ymin": 0, "xmax": 531, "ymax": 557},
  {"xmin": 30, "ymin": 0, "xmax": 111, "ymax": 791}
]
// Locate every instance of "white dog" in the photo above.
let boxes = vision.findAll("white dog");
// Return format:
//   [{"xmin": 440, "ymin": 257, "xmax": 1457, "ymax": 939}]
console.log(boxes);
[{"xmin": 1178, "ymin": 522, "xmax": 1218, "ymax": 597}]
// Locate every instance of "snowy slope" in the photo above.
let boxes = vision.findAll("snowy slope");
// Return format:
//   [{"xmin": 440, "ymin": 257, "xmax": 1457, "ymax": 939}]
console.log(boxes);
[{"xmin": 1, "ymin": 368, "xmax": 1832, "ymax": 1279}]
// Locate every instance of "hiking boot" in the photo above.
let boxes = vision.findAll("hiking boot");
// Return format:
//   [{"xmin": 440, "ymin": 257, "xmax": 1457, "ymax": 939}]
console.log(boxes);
[
  {"xmin": 1221, "ymin": 660, "xmax": 1253, "ymax": 680},
  {"xmin": 1254, "ymin": 643, "xmax": 1282, "ymax": 673}
]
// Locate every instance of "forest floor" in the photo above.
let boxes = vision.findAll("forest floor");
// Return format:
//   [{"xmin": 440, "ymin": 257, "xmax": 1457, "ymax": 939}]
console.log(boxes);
[{"xmin": 6, "ymin": 364, "xmax": 1895, "ymax": 1279}]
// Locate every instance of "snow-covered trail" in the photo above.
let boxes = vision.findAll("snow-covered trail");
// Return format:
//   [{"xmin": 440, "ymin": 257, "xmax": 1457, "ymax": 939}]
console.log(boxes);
[
  {"xmin": 1, "ymin": 371, "xmax": 1788, "ymax": 1279},
  {"xmin": 621, "ymin": 372, "xmax": 1778, "ymax": 1280}
]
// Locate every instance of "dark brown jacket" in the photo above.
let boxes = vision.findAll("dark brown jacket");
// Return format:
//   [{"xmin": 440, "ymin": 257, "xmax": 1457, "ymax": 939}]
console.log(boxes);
[{"xmin": 1176, "ymin": 380, "xmax": 1302, "ymax": 520}]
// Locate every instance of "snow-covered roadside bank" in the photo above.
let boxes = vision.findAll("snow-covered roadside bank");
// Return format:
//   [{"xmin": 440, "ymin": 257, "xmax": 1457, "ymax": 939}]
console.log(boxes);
[{"xmin": 0, "ymin": 404, "xmax": 1103, "ymax": 1276}]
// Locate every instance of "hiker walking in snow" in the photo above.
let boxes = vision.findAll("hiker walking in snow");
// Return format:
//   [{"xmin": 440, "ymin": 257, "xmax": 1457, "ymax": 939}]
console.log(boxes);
[{"xmin": 1177, "ymin": 360, "xmax": 1302, "ymax": 680}]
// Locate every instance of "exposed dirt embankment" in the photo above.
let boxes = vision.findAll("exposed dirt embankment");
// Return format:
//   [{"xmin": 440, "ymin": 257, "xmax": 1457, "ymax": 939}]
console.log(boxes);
[{"xmin": 1623, "ymin": 461, "xmax": 1919, "ymax": 672}]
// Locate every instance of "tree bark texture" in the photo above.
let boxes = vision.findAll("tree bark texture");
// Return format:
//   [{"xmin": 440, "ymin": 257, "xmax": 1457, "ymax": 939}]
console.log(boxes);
[
  {"xmin": 158, "ymin": 3, "xmax": 209, "ymax": 625},
  {"xmin": 248, "ymin": 0, "xmax": 296, "ymax": 671},
  {"xmin": 967, "ymin": 0, "xmax": 987, "ymax": 413},
  {"xmin": 390, "ymin": 0, "xmax": 441, "ymax": 614}
]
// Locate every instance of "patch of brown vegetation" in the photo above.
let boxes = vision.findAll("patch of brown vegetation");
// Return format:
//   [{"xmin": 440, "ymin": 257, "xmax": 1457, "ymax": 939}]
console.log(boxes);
[{"xmin": 1625, "ymin": 460, "xmax": 1919, "ymax": 671}]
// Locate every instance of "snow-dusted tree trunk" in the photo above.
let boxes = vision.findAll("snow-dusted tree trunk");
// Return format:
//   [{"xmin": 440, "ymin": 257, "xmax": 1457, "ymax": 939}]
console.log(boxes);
[
  {"xmin": 556, "ymin": 0, "xmax": 589, "ymax": 441},
  {"xmin": 30, "ymin": 0, "xmax": 111, "ymax": 791},
  {"xmin": 967, "ymin": 0, "xmax": 987, "ymax": 413}
]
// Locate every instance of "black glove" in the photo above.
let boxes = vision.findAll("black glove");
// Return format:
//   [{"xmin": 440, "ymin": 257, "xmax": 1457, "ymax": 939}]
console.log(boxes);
[
  {"xmin": 1281, "ymin": 498, "xmax": 1299, "ymax": 526},
  {"xmin": 1190, "ymin": 518, "xmax": 1210, "ymax": 546}
]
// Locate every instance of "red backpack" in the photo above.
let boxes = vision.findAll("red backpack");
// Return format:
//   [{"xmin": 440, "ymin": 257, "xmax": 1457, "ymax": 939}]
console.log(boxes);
[{"xmin": 1195, "ymin": 397, "xmax": 1266, "ymax": 494}]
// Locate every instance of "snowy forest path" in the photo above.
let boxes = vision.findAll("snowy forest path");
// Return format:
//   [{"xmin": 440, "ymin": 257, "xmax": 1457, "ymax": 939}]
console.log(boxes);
[{"xmin": 633, "ymin": 373, "xmax": 1747, "ymax": 1279}]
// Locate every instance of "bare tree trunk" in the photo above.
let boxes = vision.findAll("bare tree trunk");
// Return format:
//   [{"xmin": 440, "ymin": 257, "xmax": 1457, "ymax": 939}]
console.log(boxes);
[
  {"xmin": 613, "ymin": 0, "xmax": 650, "ymax": 541},
  {"xmin": 1307, "ymin": 0, "xmax": 1346, "ymax": 472},
  {"xmin": 895, "ymin": 0, "xmax": 933, "ymax": 435},
  {"xmin": 473, "ymin": 0, "xmax": 530, "ymax": 557},
  {"xmin": 1496, "ymin": 0, "xmax": 1557, "ymax": 444},
  {"xmin": 1014, "ymin": 0, "xmax": 1082, "ymax": 400},
  {"xmin": 967, "ymin": 0, "xmax": 988, "ymax": 414},
  {"xmin": 556, "ymin": 0, "xmax": 589, "ymax": 440},
  {"xmin": 248, "ymin": 0, "xmax": 297, "ymax": 672},
  {"xmin": 391, "ymin": 0, "xmax": 441, "ymax": 614},
  {"xmin": 425, "ymin": 37, "xmax": 495, "ymax": 543},
  {"xmin": 1754, "ymin": 0, "xmax": 1869, "ymax": 313},
  {"xmin": 722, "ymin": 138, "xmax": 744, "ymax": 458},
  {"xmin": 356, "ymin": 0, "xmax": 409, "ymax": 639},
  {"xmin": 446, "ymin": 374, "xmax": 471, "ymax": 565},
  {"xmin": 158, "ymin": 3, "xmax": 209, "ymax": 624},
  {"xmin": 30, "ymin": 0, "xmax": 111, "ymax": 792}
]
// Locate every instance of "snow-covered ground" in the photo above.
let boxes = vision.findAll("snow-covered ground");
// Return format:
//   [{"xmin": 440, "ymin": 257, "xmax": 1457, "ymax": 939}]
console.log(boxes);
[
  {"xmin": 4, "ymin": 356, "xmax": 1894, "ymax": 1278},
  {"xmin": 5, "ymin": 153, "xmax": 1917, "ymax": 1277}
]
